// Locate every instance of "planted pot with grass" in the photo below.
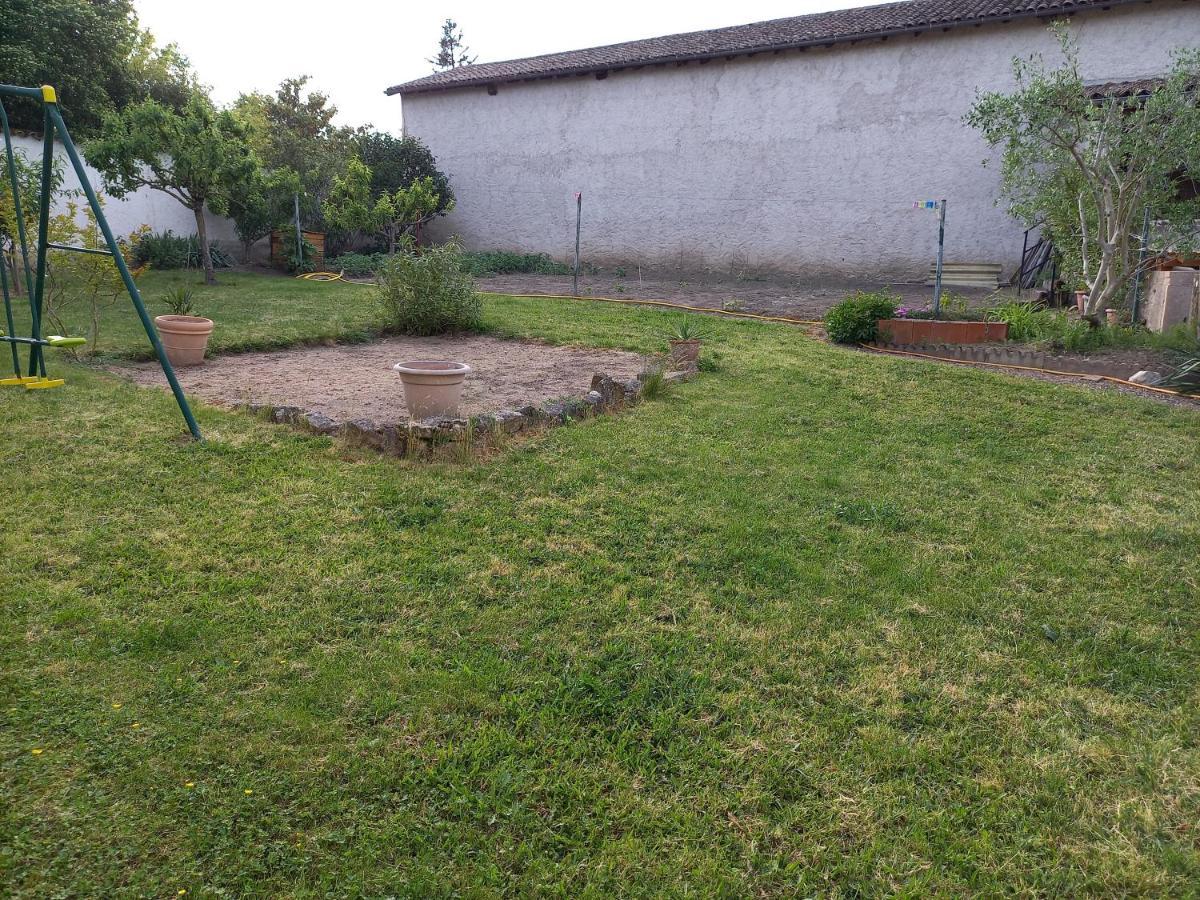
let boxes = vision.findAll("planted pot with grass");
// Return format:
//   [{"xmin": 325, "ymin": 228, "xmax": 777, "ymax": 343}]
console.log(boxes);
[
  {"xmin": 662, "ymin": 317, "xmax": 709, "ymax": 371},
  {"xmin": 153, "ymin": 287, "xmax": 212, "ymax": 367}
]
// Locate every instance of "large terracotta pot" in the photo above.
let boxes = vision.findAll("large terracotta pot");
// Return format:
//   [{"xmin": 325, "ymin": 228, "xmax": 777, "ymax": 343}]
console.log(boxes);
[
  {"xmin": 393, "ymin": 360, "xmax": 471, "ymax": 419},
  {"xmin": 876, "ymin": 319, "xmax": 1008, "ymax": 345},
  {"xmin": 154, "ymin": 315, "xmax": 213, "ymax": 367},
  {"xmin": 668, "ymin": 339, "xmax": 702, "ymax": 371}
]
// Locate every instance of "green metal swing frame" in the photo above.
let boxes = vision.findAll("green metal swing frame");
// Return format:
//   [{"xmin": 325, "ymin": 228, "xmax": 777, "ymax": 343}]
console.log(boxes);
[{"xmin": 0, "ymin": 83, "xmax": 202, "ymax": 440}]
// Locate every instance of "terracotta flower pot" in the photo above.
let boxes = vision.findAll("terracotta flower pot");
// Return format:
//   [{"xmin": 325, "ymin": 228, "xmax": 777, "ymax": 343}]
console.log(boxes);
[
  {"xmin": 1074, "ymin": 291, "xmax": 1089, "ymax": 314},
  {"xmin": 154, "ymin": 315, "xmax": 213, "ymax": 367},
  {"xmin": 668, "ymin": 339, "xmax": 702, "ymax": 371},
  {"xmin": 393, "ymin": 360, "xmax": 471, "ymax": 419}
]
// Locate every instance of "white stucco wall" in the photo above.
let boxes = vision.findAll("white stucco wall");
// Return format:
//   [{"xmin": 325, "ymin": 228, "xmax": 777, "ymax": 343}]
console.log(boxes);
[
  {"xmin": 401, "ymin": 1, "xmax": 1200, "ymax": 281},
  {"xmin": 10, "ymin": 133, "xmax": 238, "ymax": 252}
]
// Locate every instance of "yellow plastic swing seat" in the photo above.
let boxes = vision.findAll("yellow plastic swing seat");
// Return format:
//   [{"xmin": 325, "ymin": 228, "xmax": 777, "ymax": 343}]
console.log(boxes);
[
  {"xmin": 0, "ymin": 375, "xmax": 42, "ymax": 387},
  {"xmin": 24, "ymin": 377, "xmax": 65, "ymax": 389}
]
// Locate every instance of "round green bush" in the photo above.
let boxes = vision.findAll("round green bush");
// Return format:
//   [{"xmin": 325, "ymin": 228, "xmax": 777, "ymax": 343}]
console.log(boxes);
[
  {"xmin": 376, "ymin": 240, "xmax": 481, "ymax": 336},
  {"xmin": 824, "ymin": 291, "xmax": 900, "ymax": 343}
]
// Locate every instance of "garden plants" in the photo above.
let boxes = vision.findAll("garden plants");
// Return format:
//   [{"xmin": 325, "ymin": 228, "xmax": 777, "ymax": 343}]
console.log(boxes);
[
  {"xmin": 376, "ymin": 239, "xmax": 481, "ymax": 336},
  {"xmin": 824, "ymin": 290, "xmax": 899, "ymax": 343}
]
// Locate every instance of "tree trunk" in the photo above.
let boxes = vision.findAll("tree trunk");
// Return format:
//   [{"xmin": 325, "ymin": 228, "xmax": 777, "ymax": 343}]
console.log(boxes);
[{"xmin": 193, "ymin": 204, "xmax": 215, "ymax": 285}]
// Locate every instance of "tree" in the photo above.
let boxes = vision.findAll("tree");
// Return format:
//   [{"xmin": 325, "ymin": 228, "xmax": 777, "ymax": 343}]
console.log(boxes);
[
  {"xmin": 968, "ymin": 26, "xmax": 1200, "ymax": 318},
  {"xmin": 228, "ymin": 168, "xmax": 300, "ymax": 260},
  {"xmin": 356, "ymin": 132, "xmax": 454, "ymax": 217},
  {"xmin": 428, "ymin": 19, "xmax": 476, "ymax": 72},
  {"xmin": 233, "ymin": 77, "xmax": 360, "ymax": 231},
  {"xmin": 324, "ymin": 158, "xmax": 453, "ymax": 253},
  {"xmin": 0, "ymin": 0, "xmax": 194, "ymax": 133},
  {"xmin": 85, "ymin": 93, "xmax": 261, "ymax": 284}
]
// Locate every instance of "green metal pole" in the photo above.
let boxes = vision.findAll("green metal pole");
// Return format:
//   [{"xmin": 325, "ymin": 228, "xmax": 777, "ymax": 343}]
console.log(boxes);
[
  {"xmin": 46, "ymin": 99, "xmax": 203, "ymax": 440},
  {"xmin": 0, "ymin": 102, "xmax": 37, "ymax": 303},
  {"xmin": 0, "ymin": 233, "xmax": 19, "ymax": 375},
  {"xmin": 27, "ymin": 105, "xmax": 54, "ymax": 378}
]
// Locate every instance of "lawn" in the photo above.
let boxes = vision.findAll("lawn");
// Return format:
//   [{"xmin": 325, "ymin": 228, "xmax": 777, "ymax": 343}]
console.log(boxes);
[{"xmin": 2, "ymin": 272, "xmax": 1199, "ymax": 896}]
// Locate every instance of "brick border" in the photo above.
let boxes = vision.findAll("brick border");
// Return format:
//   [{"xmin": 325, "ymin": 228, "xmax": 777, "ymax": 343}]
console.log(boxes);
[{"xmin": 236, "ymin": 370, "xmax": 695, "ymax": 459}]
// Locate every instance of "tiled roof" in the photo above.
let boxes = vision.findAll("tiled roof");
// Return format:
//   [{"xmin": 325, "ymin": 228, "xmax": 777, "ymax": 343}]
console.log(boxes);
[
  {"xmin": 388, "ymin": 0, "xmax": 1148, "ymax": 96},
  {"xmin": 1084, "ymin": 77, "xmax": 1167, "ymax": 98}
]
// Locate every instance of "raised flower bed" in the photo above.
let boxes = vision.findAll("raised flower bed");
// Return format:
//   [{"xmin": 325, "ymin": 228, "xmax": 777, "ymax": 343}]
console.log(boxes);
[{"xmin": 876, "ymin": 319, "xmax": 1008, "ymax": 345}]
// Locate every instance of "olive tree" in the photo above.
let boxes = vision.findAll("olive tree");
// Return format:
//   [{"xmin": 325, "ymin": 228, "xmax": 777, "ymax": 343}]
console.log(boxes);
[
  {"xmin": 86, "ymin": 92, "xmax": 260, "ymax": 284},
  {"xmin": 967, "ymin": 26, "xmax": 1200, "ymax": 318}
]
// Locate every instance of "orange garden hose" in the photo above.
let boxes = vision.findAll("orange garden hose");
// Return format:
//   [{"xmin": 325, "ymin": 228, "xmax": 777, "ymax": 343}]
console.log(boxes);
[{"xmin": 298, "ymin": 273, "xmax": 1191, "ymax": 400}]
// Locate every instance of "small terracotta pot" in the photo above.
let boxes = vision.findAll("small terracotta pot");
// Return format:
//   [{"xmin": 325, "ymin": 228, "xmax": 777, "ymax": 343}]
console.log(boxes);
[
  {"xmin": 668, "ymin": 339, "xmax": 702, "ymax": 371},
  {"xmin": 393, "ymin": 360, "xmax": 471, "ymax": 419},
  {"xmin": 1074, "ymin": 291, "xmax": 1089, "ymax": 314},
  {"xmin": 1105, "ymin": 308, "xmax": 1119, "ymax": 325},
  {"xmin": 154, "ymin": 315, "xmax": 213, "ymax": 367}
]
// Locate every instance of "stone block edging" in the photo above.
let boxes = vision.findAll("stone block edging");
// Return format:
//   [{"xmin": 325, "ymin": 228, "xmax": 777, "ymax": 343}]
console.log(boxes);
[{"xmin": 236, "ymin": 369, "xmax": 696, "ymax": 459}]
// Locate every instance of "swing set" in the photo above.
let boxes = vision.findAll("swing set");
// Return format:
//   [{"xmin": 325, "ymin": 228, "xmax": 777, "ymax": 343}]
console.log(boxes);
[{"xmin": 0, "ymin": 83, "xmax": 201, "ymax": 439}]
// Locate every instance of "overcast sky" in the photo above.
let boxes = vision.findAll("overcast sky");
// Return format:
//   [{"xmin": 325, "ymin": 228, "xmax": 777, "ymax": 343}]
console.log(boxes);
[{"xmin": 133, "ymin": 1, "xmax": 856, "ymax": 132}]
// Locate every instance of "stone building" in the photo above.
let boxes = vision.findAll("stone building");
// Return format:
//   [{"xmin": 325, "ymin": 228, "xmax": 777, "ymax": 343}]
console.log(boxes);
[{"xmin": 389, "ymin": 0, "xmax": 1200, "ymax": 281}]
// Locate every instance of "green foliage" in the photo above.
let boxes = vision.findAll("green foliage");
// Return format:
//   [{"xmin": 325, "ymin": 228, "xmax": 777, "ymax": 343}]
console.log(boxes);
[
  {"xmin": 132, "ymin": 230, "xmax": 196, "ymax": 269},
  {"xmin": 328, "ymin": 253, "xmax": 384, "ymax": 278},
  {"xmin": 967, "ymin": 26, "xmax": 1200, "ymax": 315},
  {"xmin": 84, "ymin": 92, "xmax": 260, "ymax": 284},
  {"xmin": 355, "ymin": 132, "xmax": 454, "ymax": 217},
  {"xmin": 41, "ymin": 202, "xmax": 137, "ymax": 353},
  {"xmin": 376, "ymin": 240, "xmax": 480, "ymax": 335},
  {"xmin": 324, "ymin": 159, "xmax": 453, "ymax": 252},
  {"xmin": 161, "ymin": 286, "xmax": 198, "ymax": 317},
  {"xmin": 0, "ymin": 149, "xmax": 70, "ymax": 256},
  {"xmin": 638, "ymin": 366, "xmax": 673, "ymax": 400},
  {"xmin": 461, "ymin": 251, "xmax": 571, "ymax": 275},
  {"xmin": 824, "ymin": 291, "xmax": 900, "ymax": 343},
  {"xmin": 286, "ymin": 237, "xmax": 318, "ymax": 275},
  {"xmin": 986, "ymin": 300, "xmax": 1200, "ymax": 354},
  {"xmin": 232, "ymin": 77, "xmax": 360, "ymax": 231},
  {"xmin": 661, "ymin": 316, "xmax": 710, "ymax": 342},
  {"xmin": 0, "ymin": 1, "xmax": 199, "ymax": 134},
  {"xmin": 1161, "ymin": 356, "xmax": 1200, "ymax": 394}
]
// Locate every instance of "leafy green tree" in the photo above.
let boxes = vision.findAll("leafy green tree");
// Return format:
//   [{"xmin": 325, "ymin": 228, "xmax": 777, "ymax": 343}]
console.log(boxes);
[
  {"xmin": 228, "ymin": 168, "xmax": 300, "ymax": 260},
  {"xmin": 0, "ymin": 0, "xmax": 194, "ymax": 133},
  {"xmin": 233, "ymin": 77, "xmax": 360, "ymax": 230},
  {"xmin": 324, "ymin": 159, "xmax": 453, "ymax": 253},
  {"xmin": 356, "ymin": 132, "xmax": 454, "ymax": 217},
  {"xmin": 428, "ymin": 19, "xmax": 476, "ymax": 72},
  {"xmin": 968, "ymin": 25, "xmax": 1200, "ymax": 317},
  {"xmin": 85, "ymin": 93, "xmax": 260, "ymax": 284}
]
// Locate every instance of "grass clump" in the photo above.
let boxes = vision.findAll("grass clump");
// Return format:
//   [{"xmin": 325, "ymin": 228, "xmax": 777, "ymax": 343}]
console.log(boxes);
[
  {"xmin": 328, "ymin": 252, "xmax": 383, "ymax": 278},
  {"xmin": 377, "ymin": 240, "xmax": 481, "ymax": 335},
  {"xmin": 824, "ymin": 290, "xmax": 900, "ymax": 343}
]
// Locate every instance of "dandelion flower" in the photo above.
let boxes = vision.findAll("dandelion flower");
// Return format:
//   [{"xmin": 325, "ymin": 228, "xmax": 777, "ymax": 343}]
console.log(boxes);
[
  {"xmin": 131, "ymin": 722, "xmax": 141, "ymax": 729},
  {"xmin": 185, "ymin": 782, "xmax": 195, "ymax": 789},
  {"xmin": 178, "ymin": 890, "xmax": 188, "ymax": 896},
  {"xmin": 244, "ymin": 789, "xmax": 253, "ymax": 795},
  {"xmin": 31, "ymin": 748, "xmax": 43, "ymax": 755},
  {"xmin": 111, "ymin": 703, "xmax": 122, "ymax": 709}
]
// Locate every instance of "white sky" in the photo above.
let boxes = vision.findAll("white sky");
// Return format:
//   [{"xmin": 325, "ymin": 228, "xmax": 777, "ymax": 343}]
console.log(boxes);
[{"xmin": 133, "ymin": 1, "xmax": 856, "ymax": 133}]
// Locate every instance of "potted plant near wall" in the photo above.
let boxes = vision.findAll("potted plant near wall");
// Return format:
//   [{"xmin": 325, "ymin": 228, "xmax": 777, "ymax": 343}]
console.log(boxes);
[
  {"xmin": 662, "ymin": 317, "xmax": 709, "ymax": 371},
  {"xmin": 154, "ymin": 286, "xmax": 213, "ymax": 366}
]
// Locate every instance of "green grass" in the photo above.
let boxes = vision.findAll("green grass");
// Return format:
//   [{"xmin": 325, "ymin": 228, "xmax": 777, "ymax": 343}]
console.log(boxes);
[{"xmin": 3, "ymin": 274, "xmax": 1200, "ymax": 896}]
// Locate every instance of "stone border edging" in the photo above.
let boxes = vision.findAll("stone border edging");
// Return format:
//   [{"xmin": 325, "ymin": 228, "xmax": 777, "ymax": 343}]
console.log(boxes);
[{"xmin": 236, "ymin": 369, "xmax": 696, "ymax": 459}]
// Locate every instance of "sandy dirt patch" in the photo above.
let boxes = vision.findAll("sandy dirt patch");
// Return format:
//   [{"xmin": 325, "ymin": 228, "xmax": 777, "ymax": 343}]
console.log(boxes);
[{"xmin": 110, "ymin": 335, "xmax": 648, "ymax": 424}]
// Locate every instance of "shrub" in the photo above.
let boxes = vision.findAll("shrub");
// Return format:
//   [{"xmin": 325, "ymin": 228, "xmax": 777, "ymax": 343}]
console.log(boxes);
[
  {"xmin": 329, "ymin": 252, "xmax": 383, "ymax": 278},
  {"xmin": 377, "ymin": 240, "xmax": 481, "ymax": 335},
  {"xmin": 461, "ymin": 251, "xmax": 571, "ymax": 276},
  {"xmin": 824, "ymin": 291, "xmax": 900, "ymax": 343},
  {"xmin": 133, "ymin": 230, "xmax": 197, "ymax": 269},
  {"xmin": 1161, "ymin": 357, "xmax": 1200, "ymax": 394}
]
